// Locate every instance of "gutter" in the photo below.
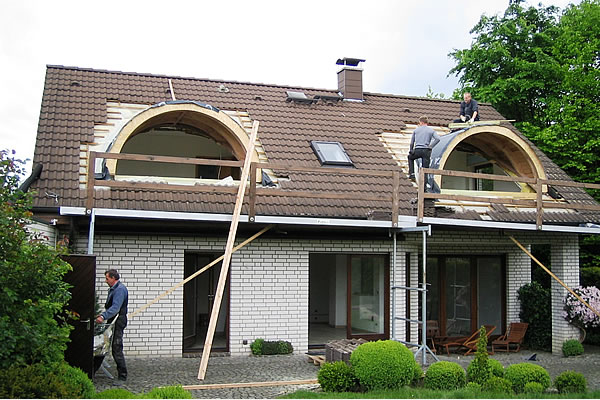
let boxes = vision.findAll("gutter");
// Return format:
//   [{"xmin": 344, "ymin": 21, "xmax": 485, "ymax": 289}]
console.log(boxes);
[{"xmin": 58, "ymin": 207, "xmax": 600, "ymax": 234}]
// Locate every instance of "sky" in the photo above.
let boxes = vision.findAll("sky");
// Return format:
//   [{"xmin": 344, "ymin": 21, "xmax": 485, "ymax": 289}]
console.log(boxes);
[{"xmin": 0, "ymin": 0, "xmax": 577, "ymax": 176}]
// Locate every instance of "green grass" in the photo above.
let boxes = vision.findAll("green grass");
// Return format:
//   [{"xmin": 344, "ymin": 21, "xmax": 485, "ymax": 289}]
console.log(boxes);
[{"xmin": 280, "ymin": 388, "xmax": 600, "ymax": 399}]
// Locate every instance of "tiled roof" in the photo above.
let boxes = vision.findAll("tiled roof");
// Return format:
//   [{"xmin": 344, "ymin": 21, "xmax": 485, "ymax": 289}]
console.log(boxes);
[{"xmin": 31, "ymin": 65, "xmax": 599, "ymax": 226}]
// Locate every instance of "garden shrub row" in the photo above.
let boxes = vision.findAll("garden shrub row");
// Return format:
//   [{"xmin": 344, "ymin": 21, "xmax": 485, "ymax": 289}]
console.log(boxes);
[{"xmin": 250, "ymin": 338, "xmax": 294, "ymax": 355}]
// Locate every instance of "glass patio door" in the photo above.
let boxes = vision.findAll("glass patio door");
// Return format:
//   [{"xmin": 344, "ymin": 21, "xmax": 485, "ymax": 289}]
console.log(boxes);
[{"xmin": 348, "ymin": 255, "xmax": 389, "ymax": 340}]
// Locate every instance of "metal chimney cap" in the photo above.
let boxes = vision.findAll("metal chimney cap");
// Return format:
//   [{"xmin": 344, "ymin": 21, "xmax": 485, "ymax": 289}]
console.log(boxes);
[{"xmin": 336, "ymin": 58, "xmax": 366, "ymax": 67}]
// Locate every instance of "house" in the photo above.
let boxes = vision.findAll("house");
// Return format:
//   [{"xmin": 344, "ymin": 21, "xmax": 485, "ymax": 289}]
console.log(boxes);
[{"xmin": 28, "ymin": 60, "xmax": 600, "ymax": 358}]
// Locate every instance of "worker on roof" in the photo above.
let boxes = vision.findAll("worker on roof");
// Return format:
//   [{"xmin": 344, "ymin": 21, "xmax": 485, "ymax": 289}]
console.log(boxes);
[
  {"xmin": 454, "ymin": 92, "xmax": 480, "ymax": 123},
  {"xmin": 408, "ymin": 116, "xmax": 440, "ymax": 182}
]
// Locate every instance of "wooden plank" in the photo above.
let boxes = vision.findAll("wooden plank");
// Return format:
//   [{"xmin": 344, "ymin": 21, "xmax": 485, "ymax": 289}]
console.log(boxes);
[
  {"xmin": 417, "ymin": 169, "xmax": 425, "ymax": 222},
  {"xmin": 198, "ymin": 120, "xmax": 260, "ymax": 380},
  {"xmin": 510, "ymin": 236, "xmax": 600, "ymax": 319},
  {"xmin": 254, "ymin": 187, "xmax": 391, "ymax": 202},
  {"xmin": 94, "ymin": 151, "xmax": 243, "ymax": 168},
  {"xmin": 392, "ymin": 171, "xmax": 400, "ymax": 227},
  {"xmin": 86, "ymin": 151, "xmax": 96, "ymax": 211},
  {"xmin": 448, "ymin": 120, "xmax": 515, "ymax": 129},
  {"xmin": 100, "ymin": 179, "xmax": 239, "ymax": 194},
  {"xmin": 182, "ymin": 379, "xmax": 318, "ymax": 390},
  {"xmin": 423, "ymin": 192, "xmax": 537, "ymax": 207},
  {"xmin": 421, "ymin": 168, "xmax": 537, "ymax": 184},
  {"xmin": 255, "ymin": 162, "xmax": 392, "ymax": 177},
  {"xmin": 536, "ymin": 180, "xmax": 543, "ymax": 229},
  {"xmin": 129, "ymin": 225, "xmax": 273, "ymax": 319}
]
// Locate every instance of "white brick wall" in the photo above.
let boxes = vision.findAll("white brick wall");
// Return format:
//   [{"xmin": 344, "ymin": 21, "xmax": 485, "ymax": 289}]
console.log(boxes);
[
  {"xmin": 550, "ymin": 235, "xmax": 580, "ymax": 353},
  {"xmin": 77, "ymin": 227, "xmax": 579, "ymax": 357}
]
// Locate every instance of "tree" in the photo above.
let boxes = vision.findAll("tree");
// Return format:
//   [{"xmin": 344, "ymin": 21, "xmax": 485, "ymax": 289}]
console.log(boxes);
[
  {"xmin": 0, "ymin": 149, "xmax": 73, "ymax": 368},
  {"xmin": 449, "ymin": 0, "xmax": 600, "ymax": 271}
]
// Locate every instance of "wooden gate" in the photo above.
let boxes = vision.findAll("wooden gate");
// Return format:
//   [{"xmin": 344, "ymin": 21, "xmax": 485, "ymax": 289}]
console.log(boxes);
[{"xmin": 62, "ymin": 255, "xmax": 96, "ymax": 378}]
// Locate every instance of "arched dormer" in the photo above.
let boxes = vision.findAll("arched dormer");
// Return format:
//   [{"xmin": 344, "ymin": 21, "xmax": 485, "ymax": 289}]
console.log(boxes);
[
  {"xmin": 430, "ymin": 125, "xmax": 546, "ymax": 193},
  {"xmin": 104, "ymin": 101, "xmax": 261, "ymax": 182}
]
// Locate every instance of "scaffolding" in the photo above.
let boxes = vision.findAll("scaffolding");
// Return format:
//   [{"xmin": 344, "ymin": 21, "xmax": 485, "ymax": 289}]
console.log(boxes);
[{"xmin": 392, "ymin": 226, "xmax": 438, "ymax": 365}]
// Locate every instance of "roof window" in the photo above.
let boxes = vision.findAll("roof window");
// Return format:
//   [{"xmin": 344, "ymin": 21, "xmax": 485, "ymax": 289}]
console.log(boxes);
[{"xmin": 311, "ymin": 141, "xmax": 354, "ymax": 166}]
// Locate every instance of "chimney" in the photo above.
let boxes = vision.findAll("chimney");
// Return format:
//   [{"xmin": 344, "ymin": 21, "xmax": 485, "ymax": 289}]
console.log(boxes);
[{"xmin": 336, "ymin": 57, "xmax": 365, "ymax": 100}]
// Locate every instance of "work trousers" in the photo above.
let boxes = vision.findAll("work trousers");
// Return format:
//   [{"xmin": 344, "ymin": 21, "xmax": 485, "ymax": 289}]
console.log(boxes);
[
  {"xmin": 111, "ymin": 314, "xmax": 128, "ymax": 380},
  {"xmin": 408, "ymin": 148, "xmax": 432, "ymax": 176}
]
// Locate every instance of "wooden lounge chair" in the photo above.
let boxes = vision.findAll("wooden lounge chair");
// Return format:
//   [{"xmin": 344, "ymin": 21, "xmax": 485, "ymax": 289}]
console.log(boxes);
[
  {"xmin": 443, "ymin": 324, "xmax": 496, "ymax": 356},
  {"xmin": 492, "ymin": 322, "xmax": 528, "ymax": 353},
  {"xmin": 426, "ymin": 320, "xmax": 440, "ymax": 353}
]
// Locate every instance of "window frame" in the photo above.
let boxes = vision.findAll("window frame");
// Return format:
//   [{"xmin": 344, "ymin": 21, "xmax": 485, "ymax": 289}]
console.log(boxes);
[{"xmin": 310, "ymin": 140, "xmax": 354, "ymax": 167}]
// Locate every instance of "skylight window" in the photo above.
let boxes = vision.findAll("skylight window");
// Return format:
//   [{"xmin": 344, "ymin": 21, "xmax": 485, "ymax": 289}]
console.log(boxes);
[{"xmin": 310, "ymin": 141, "xmax": 354, "ymax": 166}]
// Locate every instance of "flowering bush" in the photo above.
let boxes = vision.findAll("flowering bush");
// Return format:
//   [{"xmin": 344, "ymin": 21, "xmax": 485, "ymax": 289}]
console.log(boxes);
[{"xmin": 562, "ymin": 286, "xmax": 600, "ymax": 329}]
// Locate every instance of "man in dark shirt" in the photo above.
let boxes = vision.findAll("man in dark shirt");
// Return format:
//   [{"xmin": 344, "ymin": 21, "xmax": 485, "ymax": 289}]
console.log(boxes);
[
  {"xmin": 96, "ymin": 269, "xmax": 129, "ymax": 382},
  {"xmin": 454, "ymin": 92, "xmax": 480, "ymax": 123},
  {"xmin": 408, "ymin": 116, "xmax": 441, "ymax": 181}
]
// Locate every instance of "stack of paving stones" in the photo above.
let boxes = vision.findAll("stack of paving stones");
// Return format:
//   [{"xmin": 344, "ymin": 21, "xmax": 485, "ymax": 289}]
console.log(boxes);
[{"xmin": 325, "ymin": 338, "xmax": 368, "ymax": 363}]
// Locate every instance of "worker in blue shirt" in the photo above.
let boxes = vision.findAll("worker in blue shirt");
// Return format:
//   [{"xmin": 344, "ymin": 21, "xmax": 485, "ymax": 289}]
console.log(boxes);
[
  {"xmin": 96, "ymin": 269, "xmax": 128, "ymax": 382},
  {"xmin": 453, "ymin": 92, "xmax": 480, "ymax": 123}
]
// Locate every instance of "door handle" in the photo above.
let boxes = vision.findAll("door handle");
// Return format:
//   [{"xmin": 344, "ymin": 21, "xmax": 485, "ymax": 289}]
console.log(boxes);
[{"xmin": 80, "ymin": 319, "xmax": 91, "ymax": 330}]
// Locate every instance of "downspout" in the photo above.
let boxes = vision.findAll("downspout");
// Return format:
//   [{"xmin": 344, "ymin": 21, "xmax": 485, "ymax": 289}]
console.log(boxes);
[
  {"xmin": 87, "ymin": 208, "xmax": 96, "ymax": 255},
  {"xmin": 392, "ymin": 231, "xmax": 397, "ymax": 340},
  {"xmin": 18, "ymin": 163, "xmax": 43, "ymax": 192}
]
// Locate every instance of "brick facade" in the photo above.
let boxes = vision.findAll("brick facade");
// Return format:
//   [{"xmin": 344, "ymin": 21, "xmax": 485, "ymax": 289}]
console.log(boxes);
[{"xmin": 79, "ymin": 228, "xmax": 579, "ymax": 357}]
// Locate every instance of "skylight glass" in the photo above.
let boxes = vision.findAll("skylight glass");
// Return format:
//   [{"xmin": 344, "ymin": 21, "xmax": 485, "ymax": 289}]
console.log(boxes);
[{"xmin": 310, "ymin": 141, "xmax": 354, "ymax": 166}]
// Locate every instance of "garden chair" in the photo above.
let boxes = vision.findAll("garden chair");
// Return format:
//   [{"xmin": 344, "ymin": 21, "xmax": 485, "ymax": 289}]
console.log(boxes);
[
  {"xmin": 443, "ymin": 324, "xmax": 496, "ymax": 356},
  {"xmin": 492, "ymin": 322, "xmax": 528, "ymax": 353},
  {"xmin": 426, "ymin": 320, "xmax": 440, "ymax": 353}
]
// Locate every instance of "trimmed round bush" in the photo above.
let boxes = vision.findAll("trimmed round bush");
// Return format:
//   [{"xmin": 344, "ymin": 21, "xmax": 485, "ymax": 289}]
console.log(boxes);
[
  {"xmin": 277, "ymin": 340, "xmax": 294, "ymax": 354},
  {"xmin": 504, "ymin": 363, "xmax": 551, "ymax": 393},
  {"xmin": 554, "ymin": 370, "xmax": 587, "ymax": 394},
  {"xmin": 318, "ymin": 361, "xmax": 357, "ymax": 392},
  {"xmin": 412, "ymin": 362, "xmax": 424, "ymax": 386},
  {"xmin": 482, "ymin": 376, "xmax": 513, "ymax": 395},
  {"xmin": 145, "ymin": 385, "xmax": 192, "ymax": 399},
  {"xmin": 350, "ymin": 340, "xmax": 417, "ymax": 391},
  {"xmin": 488, "ymin": 358, "xmax": 504, "ymax": 377},
  {"xmin": 424, "ymin": 361, "xmax": 466, "ymax": 390},
  {"xmin": 0, "ymin": 362, "xmax": 94, "ymax": 399},
  {"xmin": 562, "ymin": 339, "xmax": 584, "ymax": 357},
  {"xmin": 524, "ymin": 382, "xmax": 544, "ymax": 394}
]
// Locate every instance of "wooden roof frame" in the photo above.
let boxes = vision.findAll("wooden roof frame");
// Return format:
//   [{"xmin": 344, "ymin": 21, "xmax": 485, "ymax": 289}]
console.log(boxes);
[{"xmin": 104, "ymin": 102, "xmax": 261, "ymax": 181}]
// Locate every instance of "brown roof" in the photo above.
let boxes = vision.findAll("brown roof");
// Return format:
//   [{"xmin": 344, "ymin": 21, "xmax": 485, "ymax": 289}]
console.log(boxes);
[{"xmin": 31, "ymin": 65, "xmax": 599, "ymax": 226}]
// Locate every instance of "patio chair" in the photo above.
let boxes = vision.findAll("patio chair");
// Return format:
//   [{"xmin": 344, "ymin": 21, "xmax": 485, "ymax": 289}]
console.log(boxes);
[
  {"xmin": 492, "ymin": 322, "xmax": 528, "ymax": 353},
  {"xmin": 426, "ymin": 320, "xmax": 440, "ymax": 353},
  {"xmin": 443, "ymin": 324, "xmax": 496, "ymax": 356}
]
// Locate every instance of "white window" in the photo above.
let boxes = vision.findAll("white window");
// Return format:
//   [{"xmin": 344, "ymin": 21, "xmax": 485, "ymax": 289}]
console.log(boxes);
[{"xmin": 310, "ymin": 141, "xmax": 353, "ymax": 166}]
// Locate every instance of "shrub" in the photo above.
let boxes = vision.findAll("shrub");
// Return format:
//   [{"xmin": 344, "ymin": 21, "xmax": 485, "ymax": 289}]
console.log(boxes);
[
  {"xmin": 524, "ymin": 381, "xmax": 545, "ymax": 394},
  {"xmin": 145, "ymin": 385, "xmax": 192, "ymax": 399},
  {"xmin": 504, "ymin": 363, "xmax": 551, "ymax": 393},
  {"xmin": 350, "ymin": 340, "xmax": 417, "ymax": 391},
  {"xmin": 0, "ymin": 362, "xmax": 94, "ymax": 398},
  {"xmin": 318, "ymin": 361, "xmax": 357, "ymax": 392},
  {"xmin": 482, "ymin": 376, "xmax": 513, "ymax": 395},
  {"xmin": 518, "ymin": 282, "xmax": 552, "ymax": 350},
  {"xmin": 466, "ymin": 326, "xmax": 491, "ymax": 385},
  {"xmin": 94, "ymin": 388, "xmax": 138, "ymax": 398},
  {"xmin": 488, "ymin": 358, "xmax": 504, "ymax": 377},
  {"xmin": 411, "ymin": 362, "xmax": 423, "ymax": 386},
  {"xmin": 277, "ymin": 340, "xmax": 294, "ymax": 354},
  {"xmin": 554, "ymin": 371, "xmax": 587, "ymax": 394},
  {"xmin": 250, "ymin": 338, "xmax": 264, "ymax": 355},
  {"xmin": 562, "ymin": 339, "xmax": 584, "ymax": 357},
  {"xmin": 465, "ymin": 381, "xmax": 482, "ymax": 392},
  {"xmin": 0, "ymin": 151, "xmax": 73, "ymax": 368},
  {"xmin": 580, "ymin": 266, "xmax": 600, "ymax": 288},
  {"xmin": 423, "ymin": 361, "xmax": 466, "ymax": 391}
]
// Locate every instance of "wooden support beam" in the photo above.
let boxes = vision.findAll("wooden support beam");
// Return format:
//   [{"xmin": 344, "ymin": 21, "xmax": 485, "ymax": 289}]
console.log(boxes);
[
  {"xmin": 198, "ymin": 120, "xmax": 260, "ymax": 380},
  {"xmin": 417, "ymin": 168, "xmax": 425, "ymax": 222},
  {"xmin": 447, "ymin": 119, "xmax": 516, "ymax": 129},
  {"xmin": 509, "ymin": 236, "xmax": 600, "ymax": 320},
  {"xmin": 182, "ymin": 379, "xmax": 318, "ymax": 390},
  {"xmin": 392, "ymin": 171, "xmax": 400, "ymax": 227},
  {"xmin": 129, "ymin": 225, "xmax": 273, "ymax": 319},
  {"xmin": 86, "ymin": 151, "xmax": 96, "ymax": 211}
]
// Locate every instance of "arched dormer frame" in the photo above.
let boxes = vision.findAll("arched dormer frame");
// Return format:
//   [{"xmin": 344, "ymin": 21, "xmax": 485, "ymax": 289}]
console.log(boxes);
[
  {"xmin": 432, "ymin": 125, "xmax": 547, "ymax": 191},
  {"xmin": 105, "ymin": 102, "xmax": 261, "ymax": 181}
]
